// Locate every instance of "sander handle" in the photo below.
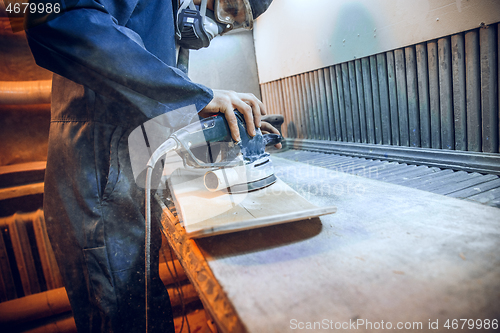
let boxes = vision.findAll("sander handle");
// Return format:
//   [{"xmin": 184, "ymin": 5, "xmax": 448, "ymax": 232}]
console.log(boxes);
[{"xmin": 263, "ymin": 133, "xmax": 282, "ymax": 147}]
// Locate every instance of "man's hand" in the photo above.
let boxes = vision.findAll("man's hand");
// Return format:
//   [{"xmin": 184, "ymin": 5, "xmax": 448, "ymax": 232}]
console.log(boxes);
[
  {"xmin": 199, "ymin": 89, "xmax": 266, "ymax": 142},
  {"xmin": 261, "ymin": 121, "xmax": 283, "ymax": 149}
]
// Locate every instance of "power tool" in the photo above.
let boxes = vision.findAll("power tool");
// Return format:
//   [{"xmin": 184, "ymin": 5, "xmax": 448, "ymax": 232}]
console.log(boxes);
[{"xmin": 142, "ymin": 111, "xmax": 336, "ymax": 329}]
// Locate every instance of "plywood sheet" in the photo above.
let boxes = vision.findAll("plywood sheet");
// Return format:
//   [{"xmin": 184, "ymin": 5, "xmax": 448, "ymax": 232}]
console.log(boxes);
[{"xmin": 168, "ymin": 169, "xmax": 336, "ymax": 238}]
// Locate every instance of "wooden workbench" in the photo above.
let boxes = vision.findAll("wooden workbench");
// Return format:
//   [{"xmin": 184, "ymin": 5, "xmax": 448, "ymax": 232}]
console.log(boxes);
[{"xmin": 160, "ymin": 155, "xmax": 500, "ymax": 333}]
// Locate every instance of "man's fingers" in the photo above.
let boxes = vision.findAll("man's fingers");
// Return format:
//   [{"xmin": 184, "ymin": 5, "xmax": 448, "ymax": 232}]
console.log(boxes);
[
  {"xmin": 231, "ymin": 98, "xmax": 256, "ymax": 137},
  {"xmin": 201, "ymin": 90, "xmax": 271, "ymax": 141},
  {"xmin": 221, "ymin": 105, "xmax": 241, "ymax": 142}
]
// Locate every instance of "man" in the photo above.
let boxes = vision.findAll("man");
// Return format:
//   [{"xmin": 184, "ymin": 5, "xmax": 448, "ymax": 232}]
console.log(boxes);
[{"xmin": 24, "ymin": 0, "xmax": 276, "ymax": 332}]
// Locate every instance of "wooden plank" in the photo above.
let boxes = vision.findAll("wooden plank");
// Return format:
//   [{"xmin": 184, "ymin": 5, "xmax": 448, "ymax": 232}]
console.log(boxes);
[
  {"xmin": 160, "ymin": 210, "xmax": 247, "ymax": 333},
  {"xmin": 318, "ymin": 68, "xmax": 335, "ymax": 140},
  {"xmin": 288, "ymin": 76, "xmax": 300, "ymax": 138},
  {"xmin": 0, "ymin": 226, "xmax": 17, "ymax": 301},
  {"xmin": 383, "ymin": 165, "xmax": 432, "ymax": 183},
  {"xmin": 8, "ymin": 215, "xmax": 41, "ymax": 296},
  {"xmin": 32, "ymin": 210, "xmax": 63, "ymax": 290},
  {"xmin": 317, "ymin": 69, "xmax": 329, "ymax": 140},
  {"xmin": 303, "ymin": 73, "xmax": 315, "ymax": 140},
  {"xmin": 284, "ymin": 77, "xmax": 295, "ymax": 138},
  {"xmin": 348, "ymin": 61, "xmax": 361, "ymax": 143},
  {"xmin": 416, "ymin": 43, "xmax": 431, "ymax": 148},
  {"xmin": 336, "ymin": 64, "xmax": 348, "ymax": 142},
  {"xmin": 377, "ymin": 53, "xmax": 392, "ymax": 145},
  {"xmin": 269, "ymin": 82, "xmax": 276, "ymax": 114},
  {"xmin": 411, "ymin": 171, "xmax": 470, "ymax": 191},
  {"xmin": 309, "ymin": 71, "xmax": 320, "ymax": 139},
  {"xmin": 438, "ymin": 37, "xmax": 455, "ymax": 150},
  {"xmin": 0, "ymin": 161, "xmax": 46, "ymax": 188},
  {"xmin": 277, "ymin": 80, "xmax": 287, "ymax": 137},
  {"xmin": 312, "ymin": 72, "xmax": 323, "ymax": 140},
  {"xmin": 452, "ymin": 33, "xmax": 467, "ymax": 150},
  {"xmin": 370, "ymin": 55, "xmax": 383, "ymax": 144},
  {"xmin": 368, "ymin": 163, "xmax": 411, "ymax": 179},
  {"xmin": 405, "ymin": 46, "xmax": 421, "ymax": 147},
  {"xmin": 341, "ymin": 63, "xmax": 354, "ymax": 142},
  {"xmin": 294, "ymin": 75, "xmax": 307, "ymax": 139},
  {"xmin": 424, "ymin": 171, "xmax": 475, "ymax": 192},
  {"xmin": 355, "ymin": 59, "xmax": 367, "ymax": 143},
  {"xmin": 376, "ymin": 164, "xmax": 417, "ymax": 181},
  {"xmin": 362, "ymin": 58, "xmax": 375, "ymax": 144},
  {"xmin": 480, "ymin": 25, "xmax": 499, "ymax": 153},
  {"xmin": 268, "ymin": 82, "xmax": 276, "ymax": 115},
  {"xmin": 0, "ymin": 182, "xmax": 44, "ymax": 201},
  {"xmin": 169, "ymin": 171, "xmax": 337, "ymax": 238},
  {"xmin": 398, "ymin": 169, "xmax": 455, "ymax": 187},
  {"xmin": 267, "ymin": 83, "xmax": 276, "ymax": 114},
  {"xmin": 329, "ymin": 66, "xmax": 342, "ymax": 141},
  {"xmin": 289, "ymin": 77, "xmax": 299, "ymax": 138},
  {"xmin": 448, "ymin": 177, "xmax": 500, "ymax": 199},
  {"xmin": 281, "ymin": 78, "xmax": 294, "ymax": 138},
  {"xmin": 434, "ymin": 174, "xmax": 498, "ymax": 196},
  {"xmin": 465, "ymin": 30, "xmax": 482, "ymax": 152},
  {"xmin": 387, "ymin": 51, "xmax": 400, "ymax": 145},
  {"xmin": 260, "ymin": 83, "xmax": 269, "ymax": 114},
  {"xmin": 428, "ymin": 41, "xmax": 442, "ymax": 149},
  {"xmin": 312, "ymin": 69, "xmax": 328, "ymax": 140},
  {"xmin": 323, "ymin": 67, "xmax": 337, "ymax": 141},
  {"xmin": 395, "ymin": 49, "xmax": 409, "ymax": 146},
  {"xmin": 467, "ymin": 186, "xmax": 500, "ymax": 206},
  {"xmin": 300, "ymin": 73, "xmax": 313, "ymax": 140},
  {"xmin": 310, "ymin": 71, "xmax": 322, "ymax": 140}
]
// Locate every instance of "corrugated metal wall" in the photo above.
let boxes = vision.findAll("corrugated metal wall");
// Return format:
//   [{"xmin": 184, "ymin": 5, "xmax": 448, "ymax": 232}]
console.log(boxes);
[{"xmin": 261, "ymin": 23, "xmax": 499, "ymax": 154}]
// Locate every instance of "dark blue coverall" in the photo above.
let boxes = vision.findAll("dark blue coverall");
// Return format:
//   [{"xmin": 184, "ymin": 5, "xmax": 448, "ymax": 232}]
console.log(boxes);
[{"xmin": 25, "ymin": 0, "xmax": 213, "ymax": 331}]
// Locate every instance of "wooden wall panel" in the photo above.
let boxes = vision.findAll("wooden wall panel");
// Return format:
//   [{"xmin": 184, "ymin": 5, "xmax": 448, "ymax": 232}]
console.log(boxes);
[
  {"xmin": 452, "ymin": 34, "xmax": 467, "ymax": 151},
  {"xmin": 260, "ymin": 24, "xmax": 499, "ymax": 155},
  {"xmin": 341, "ymin": 63, "xmax": 354, "ymax": 142},
  {"xmin": 362, "ymin": 58, "xmax": 375, "ymax": 144},
  {"xmin": 395, "ymin": 49, "xmax": 409, "ymax": 147},
  {"xmin": 377, "ymin": 53, "xmax": 392, "ymax": 145},
  {"xmin": 465, "ymin": 30, "xmax": 482, "ymax": 152},
  {"xmin": 355, "ymin": 59, "xmax": 368, "ymax": 143},
  {"xmin": 438, "ymin": 37, "xmax": 455, "ymax": 150},
  {"xmin": 348, "ymin": 61, "xmax": 361, "ymax": 143},
  {"xmin": 369, "ymin": 56, "xmax": 383, "ymax": 144},
  {"xmin": 406, "ymin": 46, "xmax": 420, "ymax": 148},
  {"xmin": 428, "ymin": 41, "xmax": 441, "ymax": 149},
  {"xmin": 387, "ymin": 51, "xmax": 400, "ymax": 145},
  {"xmin": 324, "ymin": 67, "xmax": 337, "ymax": 141},
  {"xmin": 336, "ymin": 65, "xmax": 347, "ymax": 142},
  {"xmin": 416, "ymin": 43, "xmax": 431, "ymax": 149},
  {"xmin": 480, "ymin": 26, "xmax": 499, "ymax": 153},
  {"xmin": 319, "ymin": 68, "xmax": 332, "ymax": 141}
]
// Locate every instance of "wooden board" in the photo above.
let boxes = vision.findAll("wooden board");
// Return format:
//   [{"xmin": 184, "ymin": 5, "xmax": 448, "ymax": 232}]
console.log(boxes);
[
  {"xmin": 168, "ymin": 170, "xmax": 336, "ymax": 238},
  {"xmin": 161, "ymin": 154, "xmax": 500, "ymax": 333}
]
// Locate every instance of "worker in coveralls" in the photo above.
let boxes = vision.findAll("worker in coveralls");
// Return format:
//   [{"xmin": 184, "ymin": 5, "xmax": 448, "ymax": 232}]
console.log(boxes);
[{"xmin": 24, "ymin": 0, "xmax": 276, "ymax": 331}]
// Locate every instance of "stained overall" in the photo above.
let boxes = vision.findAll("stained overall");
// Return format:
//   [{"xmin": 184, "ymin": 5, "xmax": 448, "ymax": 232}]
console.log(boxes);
[{"xmin": 25, "ymin": 0, "xmax": 213, "ymax": 331}]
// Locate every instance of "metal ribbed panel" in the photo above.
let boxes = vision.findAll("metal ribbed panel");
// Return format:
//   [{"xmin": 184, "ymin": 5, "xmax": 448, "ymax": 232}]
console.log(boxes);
[
  {"xmin": 274, "ymin": 149, "xmax": 500, "ymax": 208},
  {"xmin": 260, "ymin": 23, "xmax": 500, "ymax": 154}
]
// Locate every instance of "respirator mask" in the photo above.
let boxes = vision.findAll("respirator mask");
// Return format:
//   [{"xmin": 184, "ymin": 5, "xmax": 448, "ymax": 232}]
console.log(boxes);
[{"xmin": 176, "ymin": 0, "xmax": 272, "ymax": 50}]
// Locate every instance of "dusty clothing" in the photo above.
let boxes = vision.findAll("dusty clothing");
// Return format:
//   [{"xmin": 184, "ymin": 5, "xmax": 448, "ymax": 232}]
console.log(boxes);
[{"xmin": 25, "ymin": 0, "xmax": 212, "ymax": 331}]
